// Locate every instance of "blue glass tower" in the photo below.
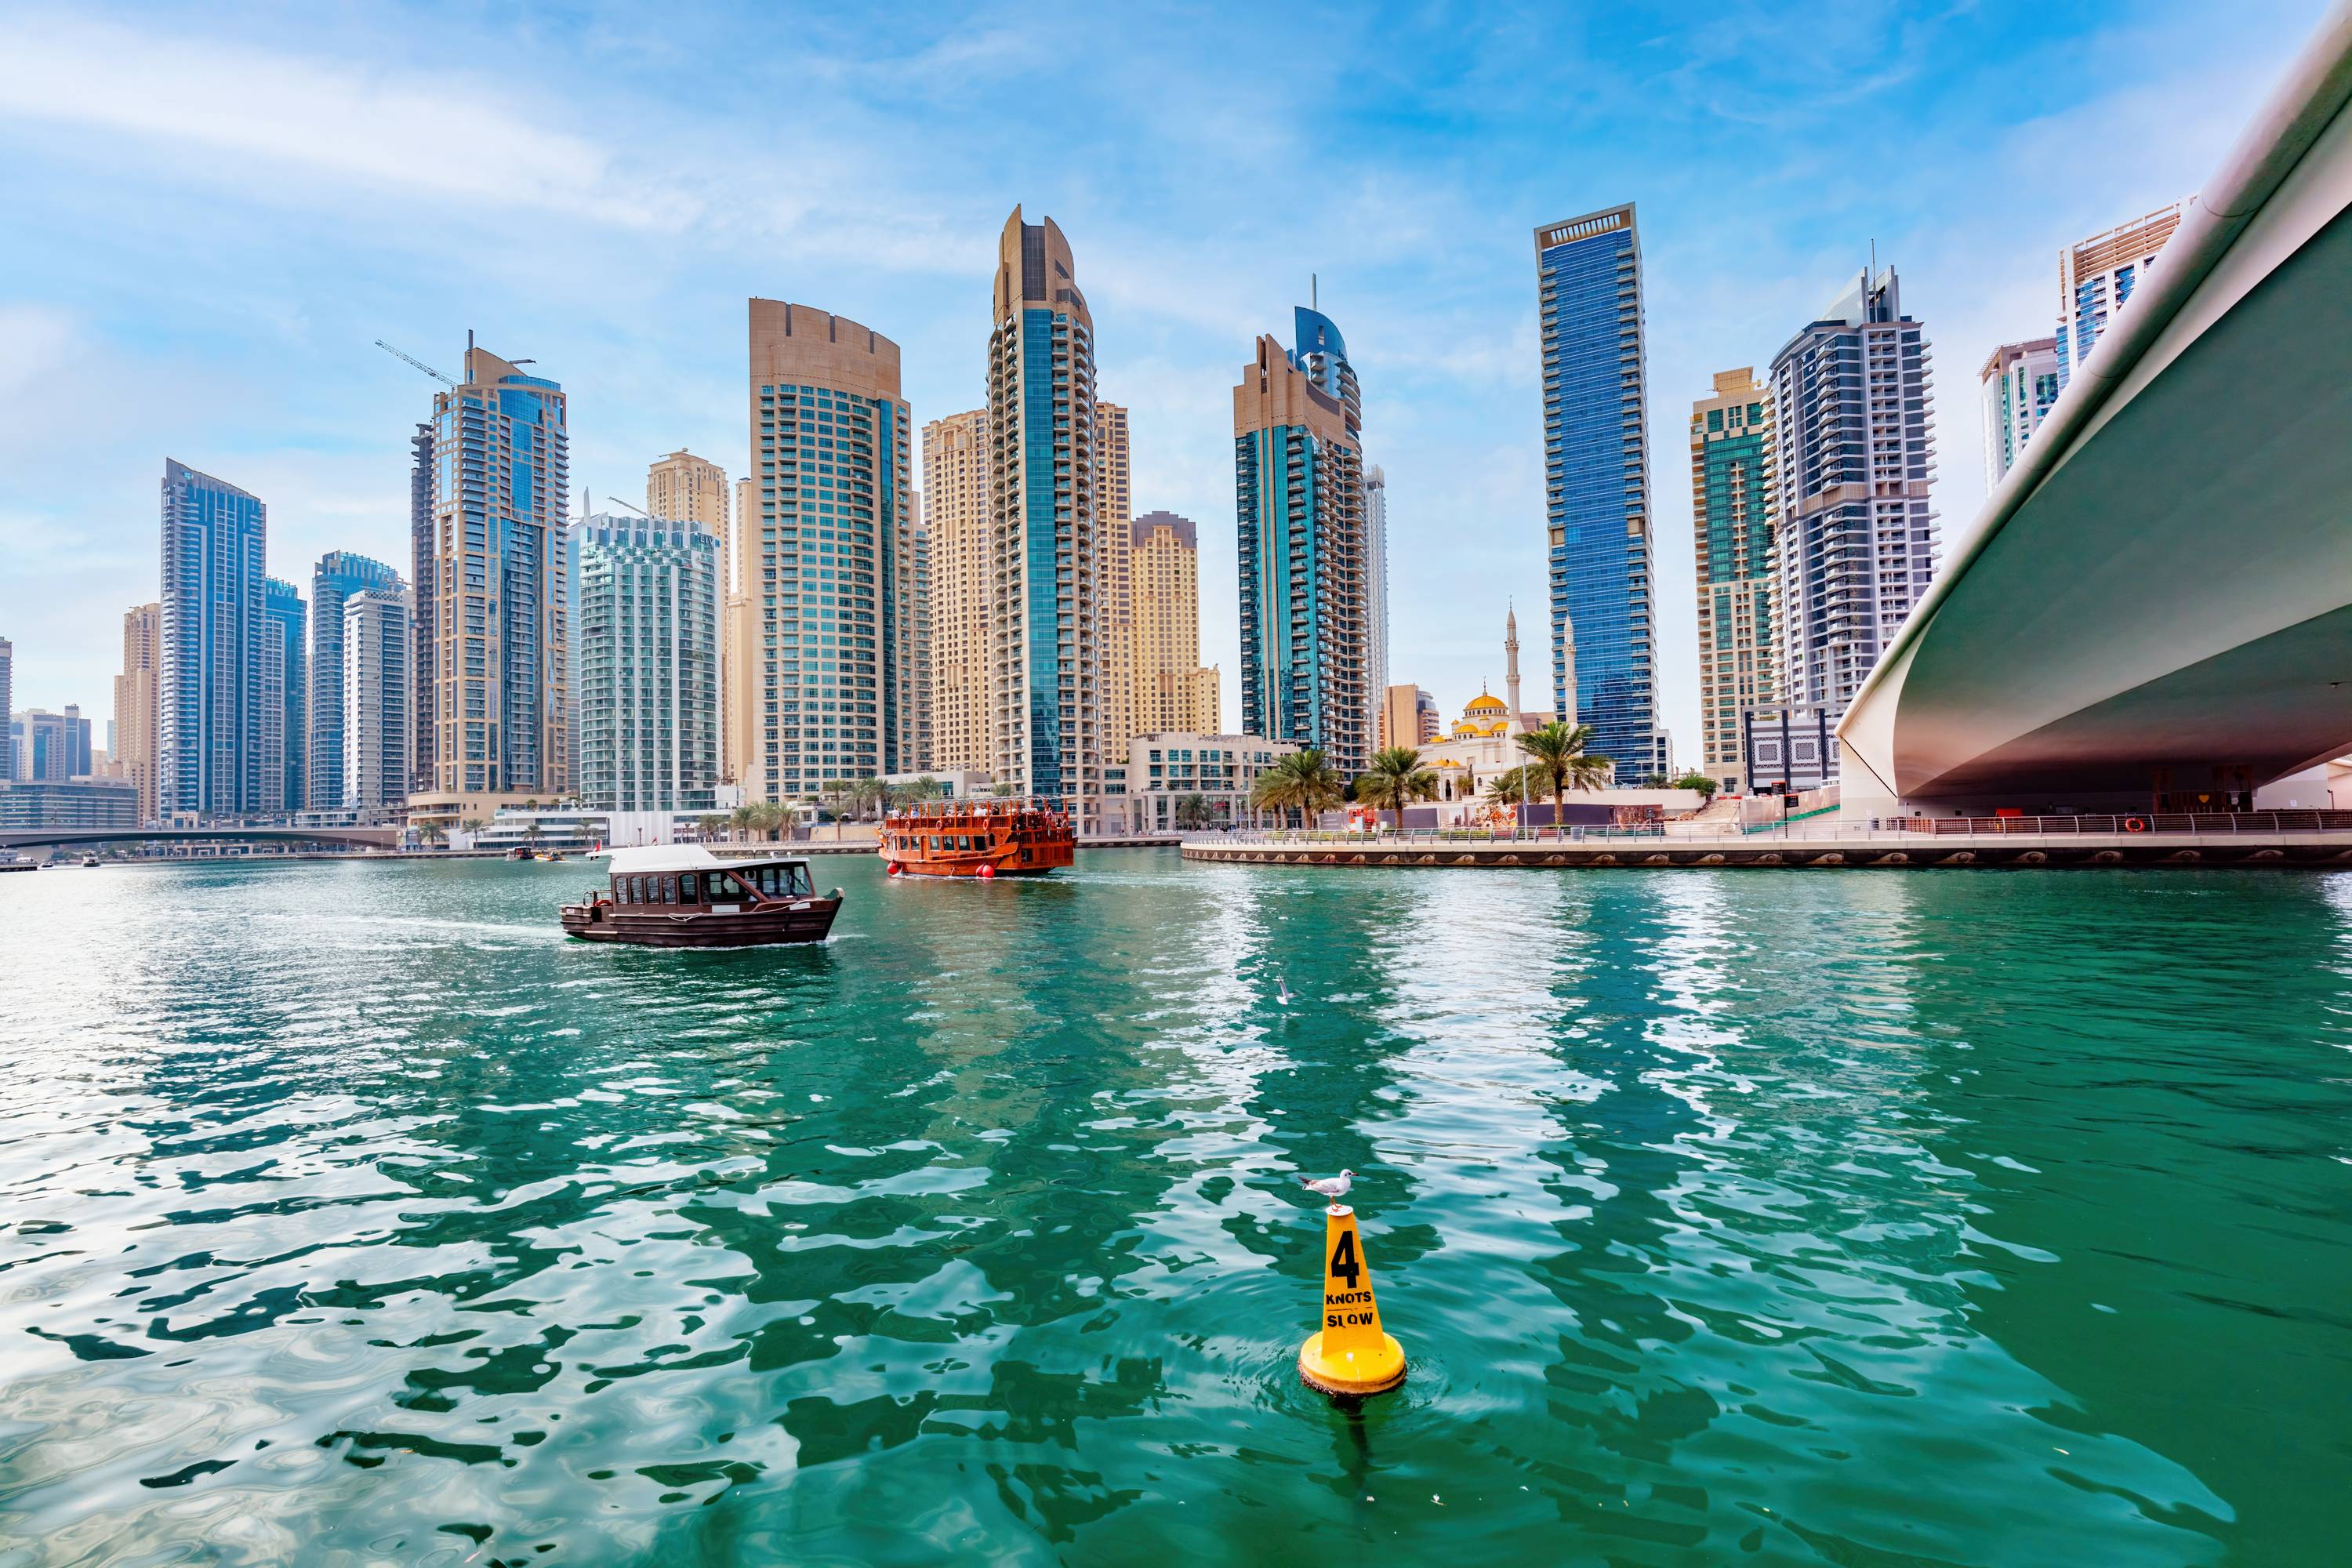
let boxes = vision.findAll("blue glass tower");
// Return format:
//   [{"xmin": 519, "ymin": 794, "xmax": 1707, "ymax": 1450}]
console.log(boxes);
[
  {"xmin": 158, "ymin": 459, "xmax": 267, "ymax": 818},
  {"xmin": 263, "ymin": 576, "xmax": 307, "ymax": 813},
  {"xmin": 1235, "ymin": 313, "xmax": 1371, "ymax": 780},
  {"xmin": 1534, "ymin": 205, "xmax": 1664, "ymax": 776},
  {"xmin": 306, "ymin": 550, "xmax": 402, "ymax": 810}
]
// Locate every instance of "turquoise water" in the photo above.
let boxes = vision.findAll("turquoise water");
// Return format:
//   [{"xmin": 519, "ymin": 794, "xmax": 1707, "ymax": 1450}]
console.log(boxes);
[{"xmin": 2, "ymin": 854, "xmax": 2347, "ymax": 1565}]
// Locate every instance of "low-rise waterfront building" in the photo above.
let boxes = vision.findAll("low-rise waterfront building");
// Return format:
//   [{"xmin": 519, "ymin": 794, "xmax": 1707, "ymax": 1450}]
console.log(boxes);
[
  {"xmin": 1112, "ymin": 733, "xmax": 1301, "ymax": 834},
  {"xmin": 0, "ymin": 776, "xmax": 137, "ymax": 830}
]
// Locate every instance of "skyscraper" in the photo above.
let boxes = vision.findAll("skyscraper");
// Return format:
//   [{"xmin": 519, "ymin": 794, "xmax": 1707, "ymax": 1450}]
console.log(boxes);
[
  {"xmin": 262, "ymin": 577, "xmax": 307, "ymax": 813},
  {"xmin": 2056, "ymin": 201, "xmax": 2187, "ymax": 390},
  {"xmin": 1363, "ymin": 464, "xmax": 1389, "ymax": 747},
  {"xmin": 1768, "ymin": 267, "xmax": 1938, "ymax": 731},
  {"xmin": 1534, "ymin": 205, "xmax": 1664, "ymax": 777},
  {"xmin": 0, "ymin": 637, "xmax": 13, "ymax": 782},
  {"xmin": 406, "ymin": 422, "xmax": 434, "ymax": 795},
  {"xmin": 1979, "ymin": 339, "xmax": 2061, "ymax": 489},
  {"xmin": 1690, "ymin": 368, "xmax": 1777, "ymax": 792},
  {"xmin": 115, "ymin": 604, "xmax": 160, "ymax": 823},
  {"xmin": 988, "ymin": 209, "xmax": 1106, "ymax": 828},
  {"xmin": 724, "ymin": 476, "xmax": 754, "ymax": 785},
  {"xmin": 647, "ymin": 452, "xmax": 731, "ymax": 786},
  {"xmin": 570, "ymin": 513, "xmax": 719, "ymax": 812},
  {"xmin": 1096, "ymin": 400, "xmax": 1134, "ymax": 763},
  {"xmin": 159, "ymin": 459, "xmax": 267, "ymax": 819},
  {"xmin": 1131, "ymin": 511, "xmax": 1218, "ymax": 736},
  {"xmin": 414, "ymin": 343, "xmax": 569, "ymax": 818},
  {"xmin": 924, "ymin": 408, "xmax": 992, "ymax": 775},
  {"xmin": 343, "ymin": 590, "xmax": 410, "ymax": 813},
  {"xmin": 742, "ymin": 299, "xmax": 920, "ymax": 800},
  {"xmin": 1235, "ymin": 311, "xmax": 1370, "ymax": 780},
  {"xmin": 11, "ymin": 707, "xmax": 90, "ymax": 782},
  {"xmin": 647, "ymin": 450, "xmax": 730, "ymax": 538},
  {"xmin": 306, "ymin": 550, "xmax": 401, "ymax": 811}
]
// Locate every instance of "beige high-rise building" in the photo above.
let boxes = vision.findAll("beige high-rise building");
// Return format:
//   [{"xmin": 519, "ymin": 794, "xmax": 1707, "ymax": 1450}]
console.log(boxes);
[
  {"xmin": 648, "ymin": 450, "xmax": 729, "ymax": 536},
  {"xmin": 1691, "ymin": 368, "xmax": 1775, "ymax": 790},
  {"xmin": 114, "ymin": 602, "xmax": 162, "ymax": 823},
  {"xmin": 646, "ymin": 451, "xmax": 731, "ymax": 782},
  {"xmin": 1096, "ymin": 401, "xmax": 1134, "ymax": 768},
  {"xmin": 924, "ymin": 408, "xmax": 991, "ymax": 775},
  {"xmin": 1379, "ymin": 683, "xmax": 1437, "ymax": 752},
  {"xmin": 1130, "ymin": 510, "xmax": 1218, "ymax": 737},
  {"xmin": 740, "ymin": 299, "xmax": 923, "ymax": 802}
]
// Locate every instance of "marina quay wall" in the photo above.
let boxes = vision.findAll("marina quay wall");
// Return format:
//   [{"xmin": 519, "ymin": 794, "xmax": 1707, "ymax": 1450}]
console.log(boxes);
[{"xmin": 1181, "ymin": 825, "xmax": 2352, "ymax": 870}]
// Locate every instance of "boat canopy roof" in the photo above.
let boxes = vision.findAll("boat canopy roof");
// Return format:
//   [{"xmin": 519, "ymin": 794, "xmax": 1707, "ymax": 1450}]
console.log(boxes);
[{"xmin": 602, "ymin": 844, "xmax": 808, "ymax": 875}]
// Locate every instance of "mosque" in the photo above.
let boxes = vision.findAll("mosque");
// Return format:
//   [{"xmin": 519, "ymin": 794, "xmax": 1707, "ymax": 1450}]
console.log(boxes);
[{"xmin": 1418, "ymin": 605, "xmax": 1584, "ymax": 818}]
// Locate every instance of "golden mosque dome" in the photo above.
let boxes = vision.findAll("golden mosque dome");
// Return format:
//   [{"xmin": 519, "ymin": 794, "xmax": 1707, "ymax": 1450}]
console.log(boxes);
[{"xmin": 1463, "ymin": 691, "xmax": 1508, "ymax": 715}]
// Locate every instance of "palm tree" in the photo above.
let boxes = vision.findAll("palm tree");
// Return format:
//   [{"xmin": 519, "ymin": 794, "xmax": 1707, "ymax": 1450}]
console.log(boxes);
[
  {"xmin": 748, "ymin": 800, "xmax": 788, "ymax": 841},
  {"xmin": 1354, "ymin": 746, "xmax": 1439, "ymax": 833},
  {"xmin": 1250, "ymin": 748, "xmax": 1344, "ymax": 831},
  {"xmin": 418, "ymin": 820, "xmax": 448, "ymax": 849},
  {"xmin": 729, "ymin": 804, "xmax": 755, "ymax": 843},
  {"xmin": 459, "ymin": 816, "xmax": 487, "ymax": 844},
  {"xmin": 1515, "ymin": 721, "xmax": 1612, "ymax": 837},
  {"xmin": 695, "ymin": 814, "xmax": 728, "ymax": 843},
  {"xmin": 1173, "ymin": 793, "xmax": 1212, "ymax": 831},
  {"xmin": 1483, "ymin": 765, "xmax": 1532, "ymax": 806}
]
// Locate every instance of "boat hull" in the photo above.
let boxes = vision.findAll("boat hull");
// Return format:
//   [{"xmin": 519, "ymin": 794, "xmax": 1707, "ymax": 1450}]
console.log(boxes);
[{"xmin": 559, "ymin": 898, "xmax": 840, "ymax": 948}]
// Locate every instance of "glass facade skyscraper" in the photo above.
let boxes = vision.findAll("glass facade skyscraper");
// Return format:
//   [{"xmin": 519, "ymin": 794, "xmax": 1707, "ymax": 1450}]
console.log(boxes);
[
  {"xmin": 1235, "ymin": 312, "xmax": 1371, "ymax": 781},
  {"xmin": 569, "ymin": 514, "xmax": 720, "ymax": 812},
  {"xmin": 1534, "ymin": 205, "xmax": 1664, "ymax": 776},
  {"xmin": 418, "ymin": 344, "xmax": 569, "ymax": 808},
  {"xmin": 2055, "ymin": 201, "xmax": 2187, "ymax": 390},
  {"xmin": 307, "ymin": 550, "xmax": 401, "ymax": 810},
  {"xmin": 262, "ymin": 576, "xmax": 307, "ymax": 813},
  {"xmin": 343, "ymin": 589, "xmax": 410, "ymax": 813},
  {"xmin": 1690, "ymin": 369, "xmax": 1776, "ymax": 792},
  {"xmin": 742, "ymin": 300, "xmax": 924, "ymax": 803},
  {"xmin": 1767, "ymin": 267, "xmax": 1938, "ymax": 735},
  {"xmin": 987, "ymin": 209, "xmax": 1106, "ymax": 829},
  {"xmin": 158, "ymin": 459, "xmax": 267, "ymax": 819}
]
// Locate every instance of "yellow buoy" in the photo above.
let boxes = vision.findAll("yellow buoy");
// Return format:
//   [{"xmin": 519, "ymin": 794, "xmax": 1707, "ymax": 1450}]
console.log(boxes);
[{"xmin": 1298, "ymin": 1203, "xmax": 1406, "ymax": 1396}]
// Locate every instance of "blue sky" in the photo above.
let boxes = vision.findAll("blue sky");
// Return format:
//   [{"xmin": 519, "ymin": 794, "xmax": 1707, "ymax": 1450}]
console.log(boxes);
[{"xmin": 0, "ymin": 0, "xmax": 2330, "ymax": 755}]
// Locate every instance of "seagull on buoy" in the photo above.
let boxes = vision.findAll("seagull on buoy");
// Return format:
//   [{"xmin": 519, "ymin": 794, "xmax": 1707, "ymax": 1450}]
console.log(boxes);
[{"xmin": 1298, "ymin": 1169, "xmax": 1353, "ymax": 1200}]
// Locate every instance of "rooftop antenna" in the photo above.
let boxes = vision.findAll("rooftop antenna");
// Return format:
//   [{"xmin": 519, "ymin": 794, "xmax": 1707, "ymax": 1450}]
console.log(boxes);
[{"xmin": 1312, "ymin": 272, "xmax": 1318, "ymax": 311}]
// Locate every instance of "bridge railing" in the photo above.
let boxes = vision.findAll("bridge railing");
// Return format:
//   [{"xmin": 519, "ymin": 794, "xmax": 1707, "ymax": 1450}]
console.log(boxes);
[{"xmin": 1891, "ymin": 811, "xmax": 2352, "ymax": 835}]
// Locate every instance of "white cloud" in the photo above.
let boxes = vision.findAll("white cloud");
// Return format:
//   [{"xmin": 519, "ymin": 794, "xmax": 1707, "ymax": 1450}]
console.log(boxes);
[{"xmin": 0, "ymin": 15, "xmax": 690, "ymax": 229}]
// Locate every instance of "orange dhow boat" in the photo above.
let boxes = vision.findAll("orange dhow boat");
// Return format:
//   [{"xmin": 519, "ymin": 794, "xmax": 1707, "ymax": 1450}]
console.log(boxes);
[{"xmin": 879, "ymin": 797, "xmax": 1075, "ymax": 879}]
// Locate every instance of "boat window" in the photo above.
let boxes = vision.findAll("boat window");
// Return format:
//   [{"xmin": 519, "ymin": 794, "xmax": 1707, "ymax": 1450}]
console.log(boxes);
[
  {"xmin": 788, "ymin": 866, "xmax": 811, "ymax": 896},
  {"xmin": 681, "ymin": 873, "xmax": 700, "ymax": 903},
  {"xmin": 662, "ymin": 876, "xmax": 677, "ymax": 904},
  {"xmin": 761, "ymin": 866, "xmax": 781, "ymax": 895},
  {"xmin": 622, "ymin": 877, "xmax": 637, "ymax": 904}
]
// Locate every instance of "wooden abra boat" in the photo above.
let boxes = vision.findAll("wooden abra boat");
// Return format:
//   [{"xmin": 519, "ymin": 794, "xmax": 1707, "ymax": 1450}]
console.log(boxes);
[
  {"xmin": 560, "ymin": 845, "xmax": 841, "ymax": 947},
  {"xmin": 879, "ymin": 797, "xmax": 1075, "ymax": 878}
]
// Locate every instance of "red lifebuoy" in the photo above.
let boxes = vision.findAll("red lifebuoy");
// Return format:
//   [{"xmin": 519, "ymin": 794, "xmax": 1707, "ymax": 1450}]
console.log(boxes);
[{"xmin": 2123, "ymin": 816, "xmax": 2147, "ymax": 833}]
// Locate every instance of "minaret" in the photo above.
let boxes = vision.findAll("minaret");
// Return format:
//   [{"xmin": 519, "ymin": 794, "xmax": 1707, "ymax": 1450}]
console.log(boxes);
[
  {"xmin": 1504, "ymin": 604, "xmax": 1523, "ymax": 731},
  {"xmin": 1560, "ymin": 608, "xmax": 1578, "ymax": 728}
]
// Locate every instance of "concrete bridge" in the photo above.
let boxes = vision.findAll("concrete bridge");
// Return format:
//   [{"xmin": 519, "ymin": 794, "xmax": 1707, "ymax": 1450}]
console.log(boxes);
[
  {"xmin": 1839, "ymin": 9, "xmax": 2352, "ymax": 816},
  {"xmin": 0, "ymin": 826, "xmax": 402, "ymax": 854}
]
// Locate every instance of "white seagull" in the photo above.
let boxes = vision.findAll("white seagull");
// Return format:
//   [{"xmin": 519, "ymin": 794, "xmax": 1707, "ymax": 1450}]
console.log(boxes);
[
  {"xmin": 1298, "ymin": 1169, "xmax": 1354, "ymax": 1200},
  {"xmin": 1276, "ymin": 976, "xmax": 1294, "ymax": 1006}
]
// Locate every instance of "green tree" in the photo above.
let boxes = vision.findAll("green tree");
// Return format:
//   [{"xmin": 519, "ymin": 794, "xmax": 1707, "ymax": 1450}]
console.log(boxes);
[
  {"xmin": 418, "ymin": 820, "xmax": 448, "ymax": 848},
  {"xmin": 1173, "ymin": 793, "xmax": 1213, "ymax": 831},
  {"xmin": 695, "ymin": 813, "xmax": 728, "ymax": 842},
  {"xmin": 1483, "ymin": 765, "xmax": 1532, "ymax": 806},
  {"xmin": 729, "ymin": 804, "xmax": 755, "ymax": 843},
  {"xmin": 1671, "ymin": 771, "xmax": 1721, "ymax": 804},
  {"xmin": 1353, "ymin": 746, "xmax": 1439, "ymax": 831},
  {"xmin": 991, "ymin": 782, "xmax": 1016, "ymax": 797},
  {"xmin": 1515, "ymin": 721, "xmax": 1612, "ymax": 837},
  {"xmin": 1250, "ymin": 748, "xmax": 1345, "ymax": 830}
]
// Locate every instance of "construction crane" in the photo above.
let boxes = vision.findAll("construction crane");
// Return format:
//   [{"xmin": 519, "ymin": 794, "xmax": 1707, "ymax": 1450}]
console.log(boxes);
[
  {"xmin": 374, "ymin": 339, "xmax": 456, "ymax": 387},
  {"xmin": 606, "ymin": 496, "xmax": 650, "ymax": 517}
]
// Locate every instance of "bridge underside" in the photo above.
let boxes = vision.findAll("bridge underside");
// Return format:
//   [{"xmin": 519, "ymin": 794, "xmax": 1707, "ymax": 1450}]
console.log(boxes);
[{"xmin": 1844, "ymin": 165, "xmax": 2352, "ymax": 814}]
